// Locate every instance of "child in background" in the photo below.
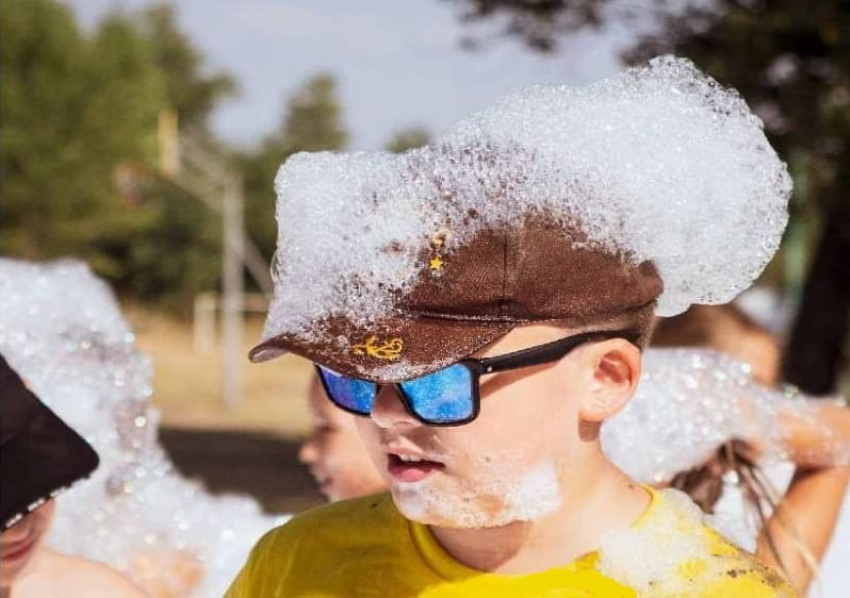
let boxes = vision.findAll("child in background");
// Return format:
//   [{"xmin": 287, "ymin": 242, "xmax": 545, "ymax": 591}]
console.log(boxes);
[
  {"xmin": 298, "ymin": 375, "xmax": 387, "ymax": 502},
  {"xmin": 0, "ymin": 355, "xmax": 146, "ymax": 598},
  {"xmin": 646, "ymin": 303, "xmax": 850, "ymax": 596},
  {"xmin": 652, "ymin": 304, "xmax": 781, "ymax": 386},
  {"xmin": 229, "ymin": 57, "xmax": 795, "ymax": 597}
]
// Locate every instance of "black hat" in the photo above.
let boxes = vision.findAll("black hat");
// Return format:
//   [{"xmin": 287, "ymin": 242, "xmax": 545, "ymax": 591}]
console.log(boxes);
[{"xmin": 0, "ymin": 353, "xmax": 99, "ymax": 530}]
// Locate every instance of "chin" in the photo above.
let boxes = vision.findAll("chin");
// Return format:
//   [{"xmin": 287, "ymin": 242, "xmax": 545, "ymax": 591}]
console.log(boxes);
[{"xmin": 391, "ymin": 464, "xmax": 563, "ymax": 528}]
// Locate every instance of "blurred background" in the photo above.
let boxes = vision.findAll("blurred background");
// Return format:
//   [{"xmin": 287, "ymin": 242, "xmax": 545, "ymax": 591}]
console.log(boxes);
[{"xmin": 1, "ymin": 0, "xmax": 847, "ymax": 513}]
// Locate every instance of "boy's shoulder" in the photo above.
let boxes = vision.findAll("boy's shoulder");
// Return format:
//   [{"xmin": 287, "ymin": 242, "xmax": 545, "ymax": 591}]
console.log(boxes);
[{"xmin": 598, "ymin": 488, "xmax": 794, "ymax": 597}]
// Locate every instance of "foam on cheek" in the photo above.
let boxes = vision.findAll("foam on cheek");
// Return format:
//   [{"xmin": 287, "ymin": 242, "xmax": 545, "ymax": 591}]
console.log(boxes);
[{"xmin": 393, "ymin": 458, "xmax": 562, "ymax": 529}]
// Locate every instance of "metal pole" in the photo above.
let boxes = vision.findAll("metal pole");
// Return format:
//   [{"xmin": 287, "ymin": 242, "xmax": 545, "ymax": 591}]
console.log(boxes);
[
  {"xmin": 221, "ymin": 174, "xmax": 245, "ymax": 408},
  {"xmin": 193, "ymin": 292, "xmax": 217, "ymax": 353}
]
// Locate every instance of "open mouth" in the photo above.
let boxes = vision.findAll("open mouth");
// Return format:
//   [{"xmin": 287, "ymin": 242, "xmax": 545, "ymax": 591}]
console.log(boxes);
[
  {"xmin": 387, "ymin": 453, "xmax": 445, "ymax": 483},
  {"xmin": 310, "ymin": 470, "xmax": 331, "ymax": 491}
]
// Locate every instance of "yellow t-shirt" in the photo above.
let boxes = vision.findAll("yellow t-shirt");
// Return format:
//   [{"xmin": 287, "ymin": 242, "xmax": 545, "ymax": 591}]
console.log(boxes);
[{"xmin": 226, "ymin": 490, "xmax": 794, "ymax": 597}]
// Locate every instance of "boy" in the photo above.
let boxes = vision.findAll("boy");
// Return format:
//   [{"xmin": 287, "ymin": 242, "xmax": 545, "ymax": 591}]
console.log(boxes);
[
  {"xmin": 227, "ymin": 57, "xmax": 794, "ymax": 596},
  {"xmin": 298, "ymin": 375, "xmax": 387, "ymax": 502}
]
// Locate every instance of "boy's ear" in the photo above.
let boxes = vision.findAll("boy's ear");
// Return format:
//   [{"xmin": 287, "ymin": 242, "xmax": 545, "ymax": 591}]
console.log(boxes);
[{"xmin": 578, "ymin": 338, "xmax": 642, "ymax": 423}]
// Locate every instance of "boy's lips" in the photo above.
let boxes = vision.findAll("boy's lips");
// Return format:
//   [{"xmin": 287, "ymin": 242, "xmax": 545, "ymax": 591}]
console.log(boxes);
[
  {"xmin": 386, "ymin": 452, "xmax": 445, "ymax": 483},
  {"xmin": 308, "ymin": 468, "xmax": 332, "ymax": 493}
]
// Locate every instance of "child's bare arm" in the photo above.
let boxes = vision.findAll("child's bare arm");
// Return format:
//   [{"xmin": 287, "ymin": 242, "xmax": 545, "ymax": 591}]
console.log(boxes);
[
  {"xmin": 756, "ymin": 465, "xmax": 849, "ymax": 596},
  {"xmin": 776, "ymin": 403, "xmax": 850, "ymax": 467},
  {"xmin": 754, "ymin": 403, "xmax": 850, "ymax": 595}
]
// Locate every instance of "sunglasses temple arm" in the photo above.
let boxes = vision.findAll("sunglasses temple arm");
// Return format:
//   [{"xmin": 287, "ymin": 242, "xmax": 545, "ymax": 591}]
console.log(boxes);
[
  {"xmin": 475, "ymin": 329, "xmax": 640, "ymax": 374},
  {"xmin": 474, "ymin": 332, "xmax": 597, "ymax": 374}
]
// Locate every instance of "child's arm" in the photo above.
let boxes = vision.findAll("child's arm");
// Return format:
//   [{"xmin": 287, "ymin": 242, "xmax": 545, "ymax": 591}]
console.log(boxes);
[
  {"xmin": 754, "ymin": 403, "xmax": 850, "ymax": 595},
  {"xmin": 776, "ymin": 403, "xmax": 850, "ymax": 467},
  {"xmin": 756, "ymin": 465, "xmax": 849, "ymax": 596}
]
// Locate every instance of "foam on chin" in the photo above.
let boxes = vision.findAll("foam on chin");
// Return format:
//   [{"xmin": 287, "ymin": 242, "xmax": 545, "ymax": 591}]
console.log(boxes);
[{"xmin": 392, "ymin": 460, "xmax": 562, "ymax": 529}]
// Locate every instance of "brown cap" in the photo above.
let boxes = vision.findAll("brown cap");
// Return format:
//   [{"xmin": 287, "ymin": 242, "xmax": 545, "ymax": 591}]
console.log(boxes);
[{"xmin": 250, "ymin": 217, "xmax": 662, "ymax": 382}]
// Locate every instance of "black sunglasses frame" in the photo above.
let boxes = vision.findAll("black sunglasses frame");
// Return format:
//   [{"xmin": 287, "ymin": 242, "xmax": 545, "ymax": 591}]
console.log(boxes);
[{"xmin": 316, "ymin": 329, "xmax": 640, "ymax": 427}]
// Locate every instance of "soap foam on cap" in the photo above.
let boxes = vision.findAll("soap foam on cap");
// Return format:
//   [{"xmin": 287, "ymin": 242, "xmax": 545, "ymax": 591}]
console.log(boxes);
[{"xmin": 263, "ymin": 56, "xmax": 791, "ymax": 347}]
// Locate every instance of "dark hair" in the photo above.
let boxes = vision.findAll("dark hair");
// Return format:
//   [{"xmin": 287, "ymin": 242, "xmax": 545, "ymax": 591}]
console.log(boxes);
[{"xmin": 652, "ymin": 304, "xmax": 771, "ymax": 352}]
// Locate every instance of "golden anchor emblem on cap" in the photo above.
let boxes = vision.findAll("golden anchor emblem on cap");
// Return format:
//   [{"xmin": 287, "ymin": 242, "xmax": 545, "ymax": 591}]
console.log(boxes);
[{"xmin": 351, "ymin": 335, "xmax": 404, "ymax": 361}]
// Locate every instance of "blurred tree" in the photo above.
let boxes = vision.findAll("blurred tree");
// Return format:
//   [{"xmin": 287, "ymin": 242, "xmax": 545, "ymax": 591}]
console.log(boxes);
[
  {"xmin": 138, "ymin": 4, "xmax": 237, "ymax": 132},
  {"xmin": 240, "ymin": 74, "xmax": 349, "ymax": 263},
  {"xmin": 120, "ymin": 183, "xmax": 222, "ymax": 303},
  {"xmin": 447, "ymin": 0, "xmax": 613, "ymax": 52},
  {"xmin": 281, "ymin": 74, "xmax": 348, "ymax": 152},
  {"xmin": 114, "ymin": 3, "xmax": 237, "ymax": 305},
  {"xmin": 0, "ymin": 0, "xmax": 234, "ymax": 307},
  {"xmin": 384, "ymin": 127, "xmax": 431, "ymax": 152},
  {"xmin": 446, "ymin": 0, "xmax": 850, "ymax": 393},
  {"xmin": 0, "ymin": 0, "xmax": 162, "ymax": 276}
]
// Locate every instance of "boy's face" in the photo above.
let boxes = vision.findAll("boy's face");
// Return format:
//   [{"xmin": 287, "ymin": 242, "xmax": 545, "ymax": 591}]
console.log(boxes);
[
  {"xmin": 299, "ymin": 378, "xmax": 387, "ymax": 502},
  {"xmin": 0, "ymin": 499, "xmax": 56, "ymax": 586},
  {"xmin": 355, "ymin": 324, "xmax": 606, "ymax": 528}
]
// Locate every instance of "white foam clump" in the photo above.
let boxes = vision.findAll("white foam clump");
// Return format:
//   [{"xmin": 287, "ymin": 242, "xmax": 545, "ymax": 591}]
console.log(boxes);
[
  {"xmin": 0, "ymin": 258, "xmax": 285, "ymax": 598},
  {"xmin": 394, "ymin": 458, "xmax": 562, "ymax": 528},
  {"xmin": 598, "ymin": 488, "xmax": 797, "ymax": 596},
  {"xmin": 602, "ymin": 348, "xmax": 848, "ymax": 484},
  {"xmin": 263, "ymin": 55, "xmax": 790, "ymax": 346},
  {"xmin": 599, "ymin": 489, "xmax": 710, "ymax": 595}
]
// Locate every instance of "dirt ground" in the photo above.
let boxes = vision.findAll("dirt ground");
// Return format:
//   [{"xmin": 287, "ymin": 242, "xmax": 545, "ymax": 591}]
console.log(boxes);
[{"xmin": 159, "ymin": 427, "xmax": 325, "ymax": 514}]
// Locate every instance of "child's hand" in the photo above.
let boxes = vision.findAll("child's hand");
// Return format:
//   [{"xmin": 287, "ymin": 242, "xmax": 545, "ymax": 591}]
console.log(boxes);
[{"xmin": 773, "ymin": 399, "xmax": 850, "ymax": 468}]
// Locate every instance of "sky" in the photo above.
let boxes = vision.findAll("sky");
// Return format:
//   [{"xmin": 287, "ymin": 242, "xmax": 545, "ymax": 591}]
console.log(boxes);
[{"xmin": 63, "ymin": 0, "xmax": 628, "ymax": 150}]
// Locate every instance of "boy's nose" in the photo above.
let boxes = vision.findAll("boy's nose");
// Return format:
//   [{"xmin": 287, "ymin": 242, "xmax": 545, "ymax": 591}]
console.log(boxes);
[
  {"xmin": 370, "ymin": 385, "xmax": 418, "ymax": 429},
  {"xmin": 298, "ymin": 438, "xmax": 318, "ymax": 465}
]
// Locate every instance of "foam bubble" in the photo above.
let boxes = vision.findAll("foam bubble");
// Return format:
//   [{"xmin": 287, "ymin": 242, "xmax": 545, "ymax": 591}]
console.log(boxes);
[
  {"xmin": 599, "ymin": 489, "xmax": 709, "ymax": 594},
  {"xmin": 600, "ymin": 489, "xmax": 794, "ymax": 595},
  {"xmin": 0, "ymin": 258, "xmax": 283, "ymax": 598},
  {"xmin": 602, "ymin": 348, "xmax": 848, "ymax": 484},
  {"xmin": 263, "ymin": 56, "xmax": 790, "ymax": 350},
  {"xmin": 393, "ymin": 458, "xmax": 562, "ymax": 528}
]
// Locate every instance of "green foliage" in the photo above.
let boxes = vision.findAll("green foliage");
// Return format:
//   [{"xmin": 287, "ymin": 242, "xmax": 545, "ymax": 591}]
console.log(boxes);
[
  {"xmin": 0, "ymin": 0, "xmax": 232, "ymax": 303},
  {"xmin": 241, "ymin": 74, "xmax": 349, "ymax": 263},
  {"xmin": 384, "ymin": 127, "xmax": 431, "ymax": 153},
  {"xmin": 0, "ymin": 0, "xmax": 162, "ymax": 276},
  {"xmin": 122, "ymin": 183, "xmax": 222, "ymax": 304},
  {"xmin": 138, "ymin": 4, "xmax": 237, "ymax": 131},
  {"xmin": 448, "ymin": 0, "xmax": 611, "ymax": 52},
  {"xmin": 281, "ymin": 74, "xmax": 348, "ymax": 152},
  {"xmin": 0, "ymin": 2, "xmax": 352, "ymax": 304}
]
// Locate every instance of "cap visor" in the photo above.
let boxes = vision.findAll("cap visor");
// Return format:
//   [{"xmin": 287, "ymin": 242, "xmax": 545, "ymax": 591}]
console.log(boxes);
[{"xmin": 249, "ymin": 314, "xmax": 515, "ymax": 383}]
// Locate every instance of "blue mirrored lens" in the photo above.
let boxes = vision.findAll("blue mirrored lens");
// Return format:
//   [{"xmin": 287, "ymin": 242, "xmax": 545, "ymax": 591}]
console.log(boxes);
[
  {"xmin": 318, "ymin": 367, "xmax": 376, "ymax": 415},
  {"xmin": 400, "ymin": 364, "xmax": 474, "ymax": 423}
]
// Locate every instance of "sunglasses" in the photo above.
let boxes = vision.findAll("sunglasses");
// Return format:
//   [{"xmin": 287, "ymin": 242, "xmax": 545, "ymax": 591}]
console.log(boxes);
[{"xmin": 315, "ymin": 329, "xmax": 639, "ymax": 426}]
